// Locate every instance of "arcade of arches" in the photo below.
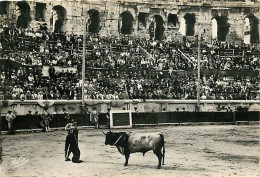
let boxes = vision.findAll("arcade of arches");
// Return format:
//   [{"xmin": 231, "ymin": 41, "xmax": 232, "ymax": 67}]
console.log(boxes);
[{"xmin": 0, "ymin": 1, "xmax": 259, "ymax": 44}]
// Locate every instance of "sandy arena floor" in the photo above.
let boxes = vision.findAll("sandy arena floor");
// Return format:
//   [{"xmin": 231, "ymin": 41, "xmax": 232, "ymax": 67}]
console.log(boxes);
[{"xmin": 1, "ymin": 125, "xmax": 259, "ymax": 177}]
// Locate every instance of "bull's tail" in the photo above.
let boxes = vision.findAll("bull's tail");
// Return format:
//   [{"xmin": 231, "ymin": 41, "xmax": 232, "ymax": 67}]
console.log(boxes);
[{"xmin": 160, "ymin": 134, "xmax": 165, "ymax": 165}]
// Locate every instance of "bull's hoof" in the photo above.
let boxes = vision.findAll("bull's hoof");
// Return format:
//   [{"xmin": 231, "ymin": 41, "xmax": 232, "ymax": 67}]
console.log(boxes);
[
  {"xmin": 124, "ymin": 163, "xmax": 128, "ymax": 166},
  {"xmin": 157, "ymin": 166, "xmax": 161, "ymax": 169}
]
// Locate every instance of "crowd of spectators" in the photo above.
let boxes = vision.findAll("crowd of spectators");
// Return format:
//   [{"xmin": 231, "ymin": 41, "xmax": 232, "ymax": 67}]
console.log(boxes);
[
  {"xmin": 1, "ymin": 65, "xmax": 81, "ymax": 100},
  {"xmin": 83, "ymin": 70, "xmax": 259, "ymax": 100},
  {"xmin": 0, "ymin": 24, "xmax": 259, "ymax": 100},
  {"xmin": 1, "ymin": 25, "xmax": 259, "ymax": 71},
  {"xmin": 1, "ymin": 64, "xmax": 259, "ymax": 100}
]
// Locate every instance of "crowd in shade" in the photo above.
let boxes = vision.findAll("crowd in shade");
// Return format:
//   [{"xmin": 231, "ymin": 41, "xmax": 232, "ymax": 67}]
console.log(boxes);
[{"xmin": 0, "ymin": 26, "xmax": 259, "ymax": 100}]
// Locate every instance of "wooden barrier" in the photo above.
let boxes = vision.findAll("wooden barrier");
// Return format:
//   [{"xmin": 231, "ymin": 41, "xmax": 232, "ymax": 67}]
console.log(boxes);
[{"xmin": 0, "ymin": 111, "xmax": 259, "ymax": 131}]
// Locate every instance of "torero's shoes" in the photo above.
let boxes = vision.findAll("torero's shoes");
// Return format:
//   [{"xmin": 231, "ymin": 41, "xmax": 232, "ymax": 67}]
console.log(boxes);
[{"xmin": 65, "ymin": 157, "xmax": 71, "ymax": 161}]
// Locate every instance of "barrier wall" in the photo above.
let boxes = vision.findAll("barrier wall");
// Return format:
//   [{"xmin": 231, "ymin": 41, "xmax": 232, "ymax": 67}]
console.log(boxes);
[
  {"xmin": 1, "ymin": 100, "xmax": 260, "ymax": 116},
  {"xmin": 1, "ymin": 111, "xmax": 259, "ymax": 131}
]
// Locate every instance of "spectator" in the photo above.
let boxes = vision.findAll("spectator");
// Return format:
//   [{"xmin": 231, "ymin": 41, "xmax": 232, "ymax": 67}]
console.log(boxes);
[
  {"xmin": 90, "ymin": 108, "xmax": 99, "ymax": 129},
  {"xmin": 106, "ymin": 108, "xmax": 111, "ymax": 130},
  {"xmin": 48, "ymin": 64, "xmax": 55, "ymax": 79},
  {"xmin": 41, "ymin": 108, "xmax": 52, "ymax": 132},
  {"xmin": 6, "ymin": 110, "xmax": 16, "ymax": 134}
]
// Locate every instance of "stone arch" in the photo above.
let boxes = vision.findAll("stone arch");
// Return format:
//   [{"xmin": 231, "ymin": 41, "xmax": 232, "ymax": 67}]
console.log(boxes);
[
  {"xmin": 52, "ymin": 5, "xmax": 67, "ymax": 32},
  {"xmin": 184, "ymin": 13, "xmax": 196, "ymax": 36},
  {"xmin": 149, "ymin": 15, "xmax": 165, "ymax": 41},
  {"xmin": 214, "ymin": 15, "xmax": 229, "ymax": 41},
  {"xmin": 120, "ymin": 11, "xmax": 134, "ymax": 35},
  {"xmin": 88, "ymin": 9, "xmax": 100, "ymax": 34},
  {"xmin": 244, "ymin": 15, "xmax": 259, "ymax": 44},
  {"xmin": 16, "ymin": 1, "xmax": 31, "ymax": 29}
]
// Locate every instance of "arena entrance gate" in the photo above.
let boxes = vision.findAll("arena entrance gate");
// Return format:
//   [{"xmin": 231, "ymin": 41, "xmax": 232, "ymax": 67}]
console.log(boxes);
[{"xmin": 16, "ymin": 1, "xmax": 31, "ymax": 29}]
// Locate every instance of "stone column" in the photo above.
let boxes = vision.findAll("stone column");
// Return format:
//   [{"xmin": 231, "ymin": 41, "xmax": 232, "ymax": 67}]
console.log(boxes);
[{"xmin": 134, "ymin": 12, "xmax": 138, "ymax": 36}]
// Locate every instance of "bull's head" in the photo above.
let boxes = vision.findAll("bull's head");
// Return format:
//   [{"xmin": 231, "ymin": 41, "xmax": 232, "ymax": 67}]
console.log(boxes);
[
  {"xmin": 103, "ymin": 130, "xmax": 126, "ymax": 146},
  {"xmin": 104, "ymin": 131, "xmax": 114, "ymax": 145}
]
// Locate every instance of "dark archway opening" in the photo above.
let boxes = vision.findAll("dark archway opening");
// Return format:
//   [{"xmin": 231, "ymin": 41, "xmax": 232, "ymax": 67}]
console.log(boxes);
[
  {"xmin": 184, "ymin": 13, "xmax": 196, "ymax": 36},
  {"xmin": 88, "ymin": 9, "xmax": 100, "ymax": 34},
  {"xmin": 16, "ymin": 2, "xmax": 31, "ymax": 29},
  {"xmin": 138, "ymin": 12, "xmax": 147, "ymax": 29},
  {"xmin": 120, "ymin": 11, "xmax": 134, "ymax": 34},
  {"xmin": 149, "ymin": 15, "xmax": 165, "ymax": 41},
  {"xmin": 0, "ymin": 1, "xmax": 8, "ymax": 15},
  {"xmin": 52, "ymin": 5, "xmax": 66, "ymax": 33},
  {"xmin": 35, "ymin": 2, "xmax": 46, "ymax": 21},
  {"xmin": 168, "ymin": 14, "xmax": 178, "ymax": 27},
  {"xmin": 248, "ymin": 15, "xmax": 259, "ymax": 44},
  {"xmin": 215, "ymin": 15, "xmax": 229, "ymax": 41}
]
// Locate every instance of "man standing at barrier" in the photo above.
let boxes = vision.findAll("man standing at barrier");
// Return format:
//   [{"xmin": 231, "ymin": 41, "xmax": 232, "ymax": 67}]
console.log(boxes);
[
  {"xmin": 41, "ymin": 108, "xmax": 52, "ymax": 132},
  {"xmin": 90, "ymin": 108, "xmax": 99, "ymax": 129},
  {"xmin": 6, "ymin": 110, "xmax": 16, "ymax": 135},
  {"xmin": 106, "ymin": 108, "xmax": 110, "ymax": 130}
]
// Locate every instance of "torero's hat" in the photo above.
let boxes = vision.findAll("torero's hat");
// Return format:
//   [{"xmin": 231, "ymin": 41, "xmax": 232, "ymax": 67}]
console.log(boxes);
[{"xmin": 65, "ymin": 123, "xmax": 74, "ymax": 131}]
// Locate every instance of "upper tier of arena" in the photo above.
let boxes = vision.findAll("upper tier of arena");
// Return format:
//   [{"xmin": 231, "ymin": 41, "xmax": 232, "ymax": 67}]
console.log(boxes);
[{"xmin": 0, "ymin": 0, "xmax": 259, "ymax": 44}]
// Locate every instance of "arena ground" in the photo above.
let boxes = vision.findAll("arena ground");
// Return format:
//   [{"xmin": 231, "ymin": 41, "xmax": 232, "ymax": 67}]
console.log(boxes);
[{"xmin": 1, "ymin": 124, "xmax": 259, "ymax": 177}]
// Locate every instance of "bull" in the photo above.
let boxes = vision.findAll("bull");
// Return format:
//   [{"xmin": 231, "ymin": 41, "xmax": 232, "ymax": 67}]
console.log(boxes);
[{"xmin": 103, "ymin": 131, "xmax": 165, "ymax": 169}]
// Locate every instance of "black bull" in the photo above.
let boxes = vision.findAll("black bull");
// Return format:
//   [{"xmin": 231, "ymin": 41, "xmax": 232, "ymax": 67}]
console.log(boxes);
[{"xmin": 104, "ymin": 131, "xmax": 165, "ymax": 169}]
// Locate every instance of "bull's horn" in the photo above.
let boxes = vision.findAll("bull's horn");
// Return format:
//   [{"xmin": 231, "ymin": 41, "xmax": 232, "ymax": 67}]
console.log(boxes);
[{"xmin": 101, "ymin": 129, "xmax": 106, "ymax": 135}]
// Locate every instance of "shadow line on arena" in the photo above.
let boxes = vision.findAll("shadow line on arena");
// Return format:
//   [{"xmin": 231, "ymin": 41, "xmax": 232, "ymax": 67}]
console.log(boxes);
[{"xmin": 85, "ymin": 159, "xmax": 209, "ymax": 172}]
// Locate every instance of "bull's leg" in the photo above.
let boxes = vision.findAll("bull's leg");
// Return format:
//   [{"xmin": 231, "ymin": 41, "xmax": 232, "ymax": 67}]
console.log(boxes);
[
  {"xmin": 124, "ymin": 152, "xmax": 130, "ymax": 166},
  {"xmin": 154, "ymin": 150, "xmax": 162, "ymax": 169}
]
